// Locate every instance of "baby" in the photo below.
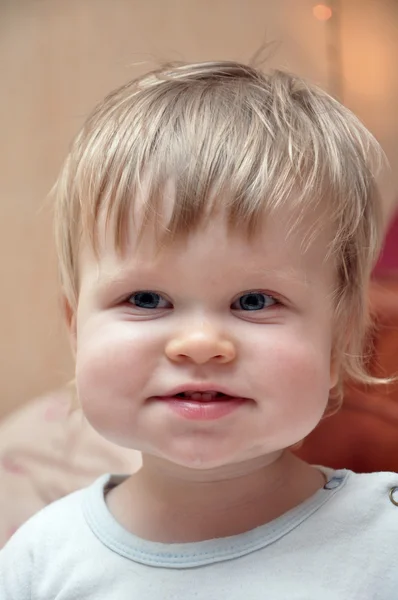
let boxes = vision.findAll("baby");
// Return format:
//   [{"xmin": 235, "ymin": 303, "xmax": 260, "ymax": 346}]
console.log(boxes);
[{"xmin": 1, "ymin": 60, "xmax": 397, "ymax": 598}]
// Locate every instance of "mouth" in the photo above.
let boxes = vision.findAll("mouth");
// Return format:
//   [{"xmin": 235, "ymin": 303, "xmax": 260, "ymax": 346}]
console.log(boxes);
[
  {"xmin": 153, "ymin": 388, "xmax": 249, "ymax": 420},
  {"xmin": 157, "ymin": 384, "xmax": 251, "ymax": 402}
]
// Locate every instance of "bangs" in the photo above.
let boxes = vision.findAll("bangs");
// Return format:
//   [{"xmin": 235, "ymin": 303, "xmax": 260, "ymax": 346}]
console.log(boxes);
[{"xmin": 66, "ymin": 65, "xmax": 381, "ymax": 258}]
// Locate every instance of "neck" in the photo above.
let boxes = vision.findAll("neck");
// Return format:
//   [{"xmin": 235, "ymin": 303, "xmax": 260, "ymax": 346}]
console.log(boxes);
[{"xmin": 106, "ymin": 451, "xmax": 326, "ymax": 543}]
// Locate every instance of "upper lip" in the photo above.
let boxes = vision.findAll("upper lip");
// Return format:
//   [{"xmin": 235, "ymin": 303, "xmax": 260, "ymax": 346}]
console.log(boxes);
[{"xmin": 157, "ymin": 383, "xmax": 248, "ymax": 398}]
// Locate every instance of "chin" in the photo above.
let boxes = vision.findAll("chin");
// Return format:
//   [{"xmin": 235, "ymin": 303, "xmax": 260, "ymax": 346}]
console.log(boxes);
[
  {"xmin": 145, "ymin": 441, "xmax": 235, "ymax": 470},
  {"xmin": 154, "ymin": 441, "xmax": 273, "ymax": 472},
  {"xmin": 161, "ymin": 452, "xmax": 231, "ymax": 470}
]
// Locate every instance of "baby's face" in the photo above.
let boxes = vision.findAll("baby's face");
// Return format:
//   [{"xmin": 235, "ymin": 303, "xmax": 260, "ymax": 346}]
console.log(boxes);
[{"xmin": 72, "ymin": 211, "xmax": 338, "ymax": 470}]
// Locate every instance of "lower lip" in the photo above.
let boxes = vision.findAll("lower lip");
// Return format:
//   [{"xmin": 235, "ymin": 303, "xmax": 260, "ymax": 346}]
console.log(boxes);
[{"xmin": 155, "ymin": 397, "xmax": 247, "ymax": 420}]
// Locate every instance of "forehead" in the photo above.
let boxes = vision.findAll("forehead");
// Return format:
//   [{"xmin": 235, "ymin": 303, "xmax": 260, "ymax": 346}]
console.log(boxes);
[{"xmin": 81, "ymin": 201, "xmax": 335, "ymax": 290}]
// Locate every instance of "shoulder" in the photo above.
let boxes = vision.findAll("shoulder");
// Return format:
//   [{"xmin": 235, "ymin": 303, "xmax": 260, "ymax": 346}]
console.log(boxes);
[
  {"xmin": 0, "ymin": 475, "xmax": 129, "ymax": 600},
  {"xmin": 1, "ymin": 481, "xmax": 89, "ymax": 556},
  {"xmin": 343, "ymin": 471, "xmax": 398, "ymax": 588},
  {"xmin": 0, "ymin": 474, "xmax": 111, "ymax": 598},
  {"xmin": 341, "ymin": 469, "xmax": 398, "ymax": 503},
  {"xmin": 0, "ymin": 486, "xmax": 83, "ymax": 599},
  {"xmin": 328, "ymin": 469, "xmax": 398, "ymax": 533}
]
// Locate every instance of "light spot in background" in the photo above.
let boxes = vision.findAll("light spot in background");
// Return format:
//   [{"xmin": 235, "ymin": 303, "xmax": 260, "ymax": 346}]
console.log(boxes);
[{"xmin": 313, "ymin": 4, "xmax": 333, "ymax": 21}]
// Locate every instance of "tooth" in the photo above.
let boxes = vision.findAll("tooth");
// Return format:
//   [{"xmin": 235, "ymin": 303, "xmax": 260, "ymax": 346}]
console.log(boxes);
[{"xmin": 178, "ymin": 391, "xmax": 224, "ymax": 400}]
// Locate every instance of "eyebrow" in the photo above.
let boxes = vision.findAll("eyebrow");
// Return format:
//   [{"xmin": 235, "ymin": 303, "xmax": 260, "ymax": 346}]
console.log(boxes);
[
  {"xmin": 242, "ymin": 266, "xmax": 310, "ymax": 287},
  {"xmin": 96, "ymin": 263, "xmax": 310, "ymax": 293}
]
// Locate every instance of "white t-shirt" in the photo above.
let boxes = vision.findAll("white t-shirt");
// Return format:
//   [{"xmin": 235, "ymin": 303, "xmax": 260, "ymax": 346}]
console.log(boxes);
[{"xmin": 1, "ymin": 467, "xmax": 398, "ymax": 599}]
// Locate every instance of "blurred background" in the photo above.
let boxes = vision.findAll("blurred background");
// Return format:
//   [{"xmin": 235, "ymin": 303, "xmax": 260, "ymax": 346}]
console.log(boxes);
[{"xmin": 1, "ymin": 0, "xmax": 398, "ymax": 420}]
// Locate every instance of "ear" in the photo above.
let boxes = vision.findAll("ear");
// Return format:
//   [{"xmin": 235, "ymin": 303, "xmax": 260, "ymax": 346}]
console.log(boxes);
[
  {"xmin": 329, "ymin": 341, "xmax": 344, "ymax": 390},
  {"xmin": 62, "ymin": 296, "xmax": 77, "ymax": 356},
  {"xmin": 329, "ymin": 317, "xmax": 352, "ymax": 391},
  {"xmin": 329, "ymin": 357, "xmax": 340, "ymax": 390}
]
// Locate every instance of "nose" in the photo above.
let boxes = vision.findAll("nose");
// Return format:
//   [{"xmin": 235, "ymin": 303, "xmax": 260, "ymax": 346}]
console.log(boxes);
[{"xmin": 165, "ymin": 326, "xmax": 236, "ymax": 365}]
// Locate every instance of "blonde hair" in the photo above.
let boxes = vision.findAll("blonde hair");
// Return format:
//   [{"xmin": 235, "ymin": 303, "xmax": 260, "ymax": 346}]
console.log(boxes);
[{"xmin": 54, "ymin": 60, "xmax": 386, "ymax": 411}]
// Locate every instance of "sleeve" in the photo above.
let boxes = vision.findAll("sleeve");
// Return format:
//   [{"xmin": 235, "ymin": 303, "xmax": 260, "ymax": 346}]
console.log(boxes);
[{"xmin": 0, "ymin": 524, "xmax": 34, "ymax": 600}]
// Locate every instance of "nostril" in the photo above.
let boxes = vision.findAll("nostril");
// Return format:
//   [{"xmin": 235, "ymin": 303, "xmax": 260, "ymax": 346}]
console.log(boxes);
[{"xmin": 215, "ymin": 354, "xmax": 232, "ymax": 364}]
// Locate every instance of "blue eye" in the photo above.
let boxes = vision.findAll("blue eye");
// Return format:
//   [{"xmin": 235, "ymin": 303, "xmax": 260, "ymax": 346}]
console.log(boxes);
[
  {"xmin": 128, "ymin": 291, "xmax": 171, "ymax": 309},
  {"xmin": 232, "ymin": 292, "xmax": 277, "ymax": 311}
]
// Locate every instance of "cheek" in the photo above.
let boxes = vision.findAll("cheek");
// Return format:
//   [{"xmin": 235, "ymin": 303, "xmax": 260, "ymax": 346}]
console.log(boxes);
[
  {"xmin": 74, "ymin": 320, "xmax": 158, "ymax": 434},
  {"xmin": 76, "ymin": 318, "xmax": 159, "ymax": 380},
  {"xmin": 248, "ymin": 332, "xmax": 332, "ymax": 447},
  {"xmin": 274, "ymin": 341, "xmax": 329, "ymax": 386},
  {"xmin": 250, "ymin": 328, "xmax": 333, "ymax": 407}
]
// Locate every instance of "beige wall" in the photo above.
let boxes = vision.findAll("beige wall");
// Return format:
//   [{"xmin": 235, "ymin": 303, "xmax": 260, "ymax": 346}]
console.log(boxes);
[
  {"xmin": 0, "ymin": 0, "xmax": 396, "ymax": 419},
  {"xmin": 341, "ymin": 0, "xmax": 398, "ymax": 218}
]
